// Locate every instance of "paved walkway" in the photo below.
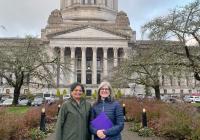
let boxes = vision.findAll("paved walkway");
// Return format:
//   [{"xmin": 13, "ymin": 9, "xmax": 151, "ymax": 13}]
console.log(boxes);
[{"xmin": 45, "ymin": 122, "xmax": 165, "ymax": 140}]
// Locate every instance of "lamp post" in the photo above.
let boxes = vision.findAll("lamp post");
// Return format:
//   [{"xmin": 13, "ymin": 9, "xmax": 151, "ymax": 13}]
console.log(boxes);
[
  {"xmin": 122, "ymin": 103, "xmax": 126, "ymax": 120},
  {"xmin": 57, "ymin": 104, "xmax": 61, "ymax": 115},
  {"xmin": 142, "ymin": 108, "xmax": 147, "ymax": 127},
  {"xmin": 40, "ymin": 107, "xmax": 46, "ymax": 132}
]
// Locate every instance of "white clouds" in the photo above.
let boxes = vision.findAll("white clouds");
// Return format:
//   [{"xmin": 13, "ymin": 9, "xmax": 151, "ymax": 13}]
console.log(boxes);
[
  {"xmin": 0, "ymin": 0, "xmax": 59, "ymax": 37},
  {"xmin": 0, "ymin": 0, "xmax": 193, "ymax": 39}
]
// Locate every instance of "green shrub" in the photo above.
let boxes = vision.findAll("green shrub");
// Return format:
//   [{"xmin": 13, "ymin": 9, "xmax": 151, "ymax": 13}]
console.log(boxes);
[
  {"xmin": 56, "ymin": 89, "xmax": 61, "ymax": 97},
  {"xmin": 191, "ymin": 129, "xmax": 200, "ymax": 140},
  {"xmin": 129, "ymin": 122, "xmax": 142, "ymax": 132},
  {"xmin": 115, "ymin": 89, "xmax": 123, "ymax": 99},
  {"xmin": 138, "ymin": 127, "xmax": 154, "ymax": 137},
  {"xmin": 29, "ymin": 128, "xmax": 46, "ymax": 140},
  {"xmin": 92, "ymin": 90, "xmax": 97, "ymax": 99},
  {"xmin": 63, "ymin": 89, "xmax": 67, "ymax": 96}
]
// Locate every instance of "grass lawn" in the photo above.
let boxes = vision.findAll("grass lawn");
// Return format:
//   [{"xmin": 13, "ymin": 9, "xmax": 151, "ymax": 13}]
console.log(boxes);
[
  {"xmin": 192, "ymin": 103, "xmax": 200, "ymax": 107},
  {"xmin": 7, "ymin": 106, "xmax": 30, "ymax": 115}
]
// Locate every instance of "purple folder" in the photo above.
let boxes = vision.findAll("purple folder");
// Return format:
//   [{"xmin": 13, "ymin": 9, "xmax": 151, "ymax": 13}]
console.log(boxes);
[{"xmin": 91, "ymin": 112, "xmax": 113, "ymax": 140}]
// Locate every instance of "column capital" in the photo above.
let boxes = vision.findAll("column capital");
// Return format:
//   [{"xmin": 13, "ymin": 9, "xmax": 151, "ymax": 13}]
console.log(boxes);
[
  {"xmin": 113, "ymin": 47, "xmax": 118, "ymax": 51},
  {"xmin": 103, "ymin": 47, "xmax": 108, "ymax": 51},
  {"xmin": 81, "ymin": 47, "xmax": 86, "ymax": 51},
  {"xmin": 92, "ymin": 47, "xmax": 97, "ymax": 51},
  {"xmin": 70, "ymin": 47, "xmax": 75, "ymax": 52}
]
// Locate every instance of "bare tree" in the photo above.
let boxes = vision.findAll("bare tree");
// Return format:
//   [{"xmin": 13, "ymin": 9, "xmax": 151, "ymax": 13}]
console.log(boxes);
[
  {"xmin": 142, "ymin": 0, "xmax": 200, "ymax": 81},
  {"xmin": 0, "ymin": 36, "xmax": 69, "ymax": 105},
  {"xmin": 112, "ymin": 42, "xmax": 188, "ymax": 100}
]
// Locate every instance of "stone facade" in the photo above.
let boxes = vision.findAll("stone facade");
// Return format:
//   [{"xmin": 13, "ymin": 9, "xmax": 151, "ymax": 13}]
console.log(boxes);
[{"xmin": 0, "ymin": 0, "xmax": 199, "ymax": 97}]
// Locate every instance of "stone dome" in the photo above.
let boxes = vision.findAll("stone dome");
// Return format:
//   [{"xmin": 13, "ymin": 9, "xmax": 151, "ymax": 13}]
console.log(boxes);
[
  {"xmin": 48, "ymin": 9, "xmax": 63, "ymax": 25},
  {"xmin": 60, "ymin": 0, "xmax": 118, "ymax": 22}
]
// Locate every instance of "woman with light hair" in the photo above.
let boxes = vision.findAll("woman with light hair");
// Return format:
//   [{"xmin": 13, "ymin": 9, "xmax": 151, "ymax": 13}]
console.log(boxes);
[{"xmin": 90, "ymin": 81, "xmax": 124, "ymax": 140}]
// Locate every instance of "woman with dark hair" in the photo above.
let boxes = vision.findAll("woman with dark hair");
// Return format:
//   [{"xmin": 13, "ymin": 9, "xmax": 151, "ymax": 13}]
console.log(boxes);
[
  {"xmin": 90, "ymin": 81, "xmax": 124, "ymax": 140},
  {"xmin": 55, "ymin": 82, "xmax": 91, "ymax": 140}
]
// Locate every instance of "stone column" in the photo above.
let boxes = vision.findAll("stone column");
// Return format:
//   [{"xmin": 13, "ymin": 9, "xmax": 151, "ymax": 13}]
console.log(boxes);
[
  {"xmin": 60, "ymin": 48, "xmax": 65, "ymax": 85},
  {"xmin": 113, "ymin": 48, "xmax": 118, "ymax": 67},
  {"xmin": 103, "ymin": 48, "xmax": 108, "ymax": 78},
  {"xmin": 60, "ymin": 0, "xmax": 64, "ymax": 9},
  {"xmin": 90, "ymin": 0, "xmax": 94, "ymax": 5},
  {"xmin": 81, "ymin": 47, "xmax": 86, "ymax": 84},
  {"xmin": 55, "ymin": 48, "xmax": 60, "ymax": 87},
  {"xmin": 123, "ymin": 48, "xmax": 128, "ymax": 59},
  {"xmin": 71, "ymin": 47, "xmax": 75, "ymax": 83},
  {"xmin": 113, "ymin": 0, "xmax": 118, "ymax": 10},
  {"xmin": 102, "ymin": 0, "xmax": 105, "ymax": 6},
  {"xmin": 92, "ymin": 48, "xmax": 97, "ymax": 84}
]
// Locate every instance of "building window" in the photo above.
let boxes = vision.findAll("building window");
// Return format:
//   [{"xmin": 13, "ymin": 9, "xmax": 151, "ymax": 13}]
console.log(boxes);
[
  {"xmin": 97, "ymin": 57, "xmax": 102, "ymax": 70},
  {"xmin": 189, "ymin": 90, "xmax": 192, "ymax": 94},
  {"xmin": 97, "ymin": 73, "xmax": 101, "ymax": 84},
  {"xmin": 86, "ymin": 89, "xmax": 92, "ymax": 96},
  {"xmin": 162, "ymin": 75, "xmax": 164, "ymax": 86},
  {"xmin": 172, "ymin": 89, "xmax": 175, "ymax": 94},
  {"xmin": 24, "ymin": 89, "xmax": 28, "ymax": 94},
  {"xmin": 94, "ymin": 0, "xmax": 96, "ymax": 4},
  {"xmin": 164, "ymin": 89, "xmax": 167, "ymax": 94},
  {"xmin": 86, "ymin": 57, "xmax": 92, "ymax": 71},
  {"xmin": 86, "ymin": 73, "xmax": 92, "ymax": 84},
  {"xmin": 180, "ymin": 89, "xmax": 184, "ymax": 94},
  {"xmin": 6, "ymin": 89, "xmax": 10, "ymax": 94},
  {"xmin": 77, "ymin": 73, "xmax": 81, "ymax": 83},
  {"xmin": 0, "ymin": 77, "xmax": 2, "ymax": 86},
  {"xmin": 170, "ymin": 76, "xmax": 173, "ymax": 86},
  {"xmin": 76, "ymin": 58, "xmax": 81, "ymax": 70},
  {"xmin": 186, "ymin": 76, "xmax": 189, "ymax": 86},
  {"xmin": 178, "ymin": 76, "xmax": 181, "ymax": 86}
]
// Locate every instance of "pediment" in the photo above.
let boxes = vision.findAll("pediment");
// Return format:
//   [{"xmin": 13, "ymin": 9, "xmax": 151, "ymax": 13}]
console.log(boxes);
[{"xmin": 52, "ymin": 27, "xmax": 125, "ymax": 39}]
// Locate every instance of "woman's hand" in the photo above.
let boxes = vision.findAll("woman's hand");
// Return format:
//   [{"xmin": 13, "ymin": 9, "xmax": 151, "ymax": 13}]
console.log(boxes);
[{"xmin": 97, "ymin": 129, "xmax": 106, "ymax": 139}]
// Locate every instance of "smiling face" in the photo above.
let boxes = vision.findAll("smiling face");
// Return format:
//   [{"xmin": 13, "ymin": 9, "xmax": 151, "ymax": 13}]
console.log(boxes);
[
  {"xmin": 99, "ymin": 85, "xmax": 110, "ymax": 99},
  {"xmin": 71, "ymin": 85, "xmax": 83, "ymax": 100}
]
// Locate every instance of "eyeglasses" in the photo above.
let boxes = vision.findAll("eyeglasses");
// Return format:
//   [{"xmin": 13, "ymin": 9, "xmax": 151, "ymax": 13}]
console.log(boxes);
[{"xmin": 100, "ymin": 88, "xmax": 109, "ymax": 91}]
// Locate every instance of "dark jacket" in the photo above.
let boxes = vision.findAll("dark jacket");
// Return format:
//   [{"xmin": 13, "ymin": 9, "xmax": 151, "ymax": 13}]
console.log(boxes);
[
  {"xmin": 55, "ymin": 98, "xmax": 91, "ymax": 140},
  {"xmin": 90, "ymin": 100, "xmax": 124, "ymax": 140}
]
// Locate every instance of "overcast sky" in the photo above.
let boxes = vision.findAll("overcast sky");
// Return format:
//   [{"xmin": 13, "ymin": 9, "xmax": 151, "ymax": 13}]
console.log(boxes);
[{"xmin": 0, "ymin": 0, "xmax": 193, "ymax": 39}]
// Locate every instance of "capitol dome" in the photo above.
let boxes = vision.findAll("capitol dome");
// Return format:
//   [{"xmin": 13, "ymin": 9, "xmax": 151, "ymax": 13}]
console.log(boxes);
[{"xmin": 60, "ymin": 0, "xmax": 118, "ymax": 22}]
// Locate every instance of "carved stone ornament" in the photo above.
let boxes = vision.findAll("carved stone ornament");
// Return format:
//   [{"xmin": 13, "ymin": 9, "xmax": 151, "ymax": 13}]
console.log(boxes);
[
  {"xmin": 48, "ymin": 9, "xmax": 63, "ymax": 25},
  {"xmin": 115, "ymin": 11, "xmax": 130, "ymax": 27}
]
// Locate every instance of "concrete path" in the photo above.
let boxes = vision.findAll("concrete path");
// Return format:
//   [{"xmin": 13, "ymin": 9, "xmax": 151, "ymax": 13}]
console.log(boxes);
[{"xmin": 45, "ymin": 122, "xmax": 165, "ymax": 140}]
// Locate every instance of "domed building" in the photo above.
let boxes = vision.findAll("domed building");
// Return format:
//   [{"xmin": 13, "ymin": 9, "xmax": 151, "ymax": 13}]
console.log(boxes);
[
  {"xmin": 40, "ymin": 0, "xmax": 136, "ymax": 95},
  {"xmin": 0, "ymin": 0, "xmax": 198, "ymax": 98}
]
